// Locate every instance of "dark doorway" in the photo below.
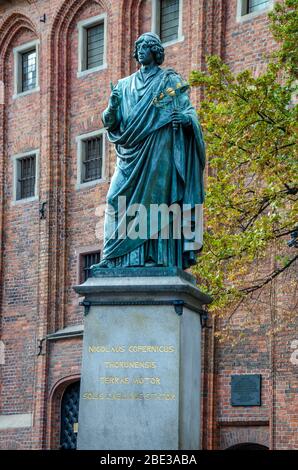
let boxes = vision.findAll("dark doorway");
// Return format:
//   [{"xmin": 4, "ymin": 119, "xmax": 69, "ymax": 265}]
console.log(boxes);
[
  {"xmin": 60, "ymin": 381, "xmax": 80, "ymax": 450},
  {"xmin": 227, "ymin": 443, "xmax": 269, "ymax": 450}
]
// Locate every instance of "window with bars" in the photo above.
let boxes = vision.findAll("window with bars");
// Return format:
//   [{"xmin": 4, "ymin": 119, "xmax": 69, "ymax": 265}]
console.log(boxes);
[
  {"xmin": 78, "ymin": 15, "xmax": 106, "ymax": 75},
  {"xmin": 86, "ymin": 23, "xmax": 105, "ymax": 70},
  {"xmin": 13, "ymin": 40, "xmax": 39, "ymax": 97},
  {"xmin": 82, "ymin": 136, "xmax": 103, "ymax": 183},
  {"xmin": 239, "ymin": 0, "xmax": 271, "ymax": 17},
  {"xmin": 16, "ymin": 155, "xmax": 36, "ymax": 200},
  {"xmin": 247, "ymin": 0, "xmax": 270, "ymax": 13},
  {"xmin": 81, "ymin": 251, "xmax": 101, "ymax": 282},
  {"xmin": 21, "ymin": 49, "xmax": 37, "ymax": 92},
  {"xmin": 160, "ymin": 0, "xmax": 180, "ymax": 44}
]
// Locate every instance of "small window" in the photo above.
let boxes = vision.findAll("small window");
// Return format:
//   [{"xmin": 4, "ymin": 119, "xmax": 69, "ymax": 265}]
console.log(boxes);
[
  {"xmin": 13, "ymin": 40, "xmax": 39, "ymax": 98},
  {"xmin": 82, "ymin": 136, "xmax": 103, "ymax": 183},
  {"xmin": 160, "ymin": 0, "xmax": 180, "ymax": 44},
  {"xmin": 76, "ymin": 130, "xmax": 105, "ymax": 189},
  {"xmin": 21, "ymin": 49, "xmax": 37, "ymax": 92},
  {"xmin": 152, "ymin": 0, "xmax": 183, "ymax": 46},
  {"xmin": 17, "ymin": 155, "xmax": 36, "ymax": 199},
  {"xmin": 86, "ymin": 23, "xmax": 105, "ymax": 70},
  {"xmin": 12, "ymin": 150, "xmax": 39, "ymax": 203},
  {"xmin": 78, "ymin": 14, "xmax": 107, "ymax": 76},
  {"xmin": 247, "ymin": 0, "xmax": 270, "ymax": 14},
  {"xmin": 81, "ymin": 251, "xmax": 101, "ymax": 282},
  {"xmin": 237, "ymin": 0, "xmax": 273, "ymax": 19}
]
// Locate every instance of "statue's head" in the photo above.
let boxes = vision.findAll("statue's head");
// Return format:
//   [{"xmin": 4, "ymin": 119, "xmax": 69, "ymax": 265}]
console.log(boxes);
[{"xmin": 133, "ymin": 32, "xmax": 165, "ymax": 66}]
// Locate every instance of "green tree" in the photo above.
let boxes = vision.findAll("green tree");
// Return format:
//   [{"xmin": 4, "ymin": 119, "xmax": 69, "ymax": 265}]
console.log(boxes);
[{"xmin": 190, "ymin": 0, "xmax": 297, "ymax": 339}]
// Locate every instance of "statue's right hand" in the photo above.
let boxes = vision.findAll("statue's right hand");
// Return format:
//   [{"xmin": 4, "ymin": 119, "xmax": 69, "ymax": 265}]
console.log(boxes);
[{"xmin": 109, "ymin": 89, "xmax": 120, "ymax": 110}]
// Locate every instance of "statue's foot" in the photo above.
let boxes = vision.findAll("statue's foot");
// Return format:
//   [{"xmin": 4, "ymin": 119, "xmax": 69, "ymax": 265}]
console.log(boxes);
[
  {"xmin": 89, "ymin": 259, "xmax": 113, "ymax": 275},
  {"xmin": 96, "ymin": 259, "xmax": 110, "ymax": 268},
  {"xmin": 145, "ymin": 261, "xmax": 157, "ymax": 267}
]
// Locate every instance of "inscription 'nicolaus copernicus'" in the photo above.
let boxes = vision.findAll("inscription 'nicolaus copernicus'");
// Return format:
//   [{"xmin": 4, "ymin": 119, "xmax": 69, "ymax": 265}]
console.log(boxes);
[
  {"xmin": 84, "ymin": 342, "xmax": 178, "ymax": 403},
  {"xmin": 88, "ymin": 345, "xmax": 175, "ymax": 353}
]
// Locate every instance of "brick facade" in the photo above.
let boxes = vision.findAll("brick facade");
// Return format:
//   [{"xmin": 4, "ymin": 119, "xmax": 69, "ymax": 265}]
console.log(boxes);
[{"xmin": 0, "ymin": 0, "xmax": 297, "ymax": 450}]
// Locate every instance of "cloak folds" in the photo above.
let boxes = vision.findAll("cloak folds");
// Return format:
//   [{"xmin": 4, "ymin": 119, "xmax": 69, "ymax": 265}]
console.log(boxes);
[{"xmin": 101, "ymin": 66, "xmax": 206, "ymax": 269}]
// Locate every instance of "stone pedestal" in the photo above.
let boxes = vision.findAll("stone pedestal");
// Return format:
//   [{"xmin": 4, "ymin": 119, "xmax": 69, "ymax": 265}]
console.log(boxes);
[{"xmin": 73, "ymin": 268, "xmax": 211, "ymax": 450}]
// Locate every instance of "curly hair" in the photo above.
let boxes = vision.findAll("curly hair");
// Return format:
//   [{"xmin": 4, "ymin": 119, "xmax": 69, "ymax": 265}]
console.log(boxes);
[{"xmin": 133, "ymin": 33, "xmax": 165, "ymax": 65}]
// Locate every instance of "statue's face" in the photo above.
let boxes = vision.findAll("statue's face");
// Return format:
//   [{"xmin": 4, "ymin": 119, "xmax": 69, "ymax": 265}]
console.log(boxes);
[{"xmin": 136, "ymin": 39, "xmax": 155, "ymax": 66}]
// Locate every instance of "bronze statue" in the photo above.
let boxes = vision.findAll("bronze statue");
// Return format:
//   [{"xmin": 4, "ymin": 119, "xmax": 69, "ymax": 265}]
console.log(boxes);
[{"xmin": 92, "ymin": 32, "xmax": 205, "ymax": 272}]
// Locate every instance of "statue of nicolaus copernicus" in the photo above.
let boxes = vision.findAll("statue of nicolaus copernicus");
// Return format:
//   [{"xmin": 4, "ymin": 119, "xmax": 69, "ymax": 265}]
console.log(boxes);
[{"xmin": 92, "ymin": 32, "xmax": 206, "ymax": 272}]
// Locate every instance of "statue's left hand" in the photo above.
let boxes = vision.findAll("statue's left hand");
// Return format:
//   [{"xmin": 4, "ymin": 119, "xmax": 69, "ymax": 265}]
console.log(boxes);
[{"xmin": 171, "ymin": 111, "xmax": 191, "ymax": 128}]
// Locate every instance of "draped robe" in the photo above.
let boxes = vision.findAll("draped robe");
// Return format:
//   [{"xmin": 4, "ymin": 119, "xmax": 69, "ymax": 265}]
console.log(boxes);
[{"xmin": 100, "ymin": 65, "xmax": 206, "ymax": 269}]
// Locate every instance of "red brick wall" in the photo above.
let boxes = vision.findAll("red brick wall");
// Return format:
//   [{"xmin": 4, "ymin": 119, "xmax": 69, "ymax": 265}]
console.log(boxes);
[
  {"xmin": 0, "ymin": 12, "xmax": 40, "ymax": 449},
  {"xmin": 223, "ymin": 0, "xmax": 278, "ymax": 73},
  {"xmin": 0, "ymin": 0, "xmax": 296, "ymax": 450},
  {"xmin": 65, "ymin": 1, "xmax": 110, "ymax": 327}
]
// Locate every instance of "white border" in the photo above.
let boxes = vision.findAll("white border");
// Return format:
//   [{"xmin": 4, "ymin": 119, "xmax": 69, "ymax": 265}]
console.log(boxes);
[
  {"xmin": 11, "ymin": 149, "xmax": 39, "ymax": 204},
  {"xmin": 236, "ymin": 0, "xmax": 274, "ymax": 23},
  {"xmin": 76, "ymin": 129, "xmax": 106, "ymax": 190},
  {"xmin": 13, "ymin": 40, "xmax": 40, "ymax": 99},
  {"xmin": 151, "ymin": 0, "xmax": 184, "ymax": 48},
  {"xmin": 77, "ymin": 13, "xmax": 107, "ymax": 77}
]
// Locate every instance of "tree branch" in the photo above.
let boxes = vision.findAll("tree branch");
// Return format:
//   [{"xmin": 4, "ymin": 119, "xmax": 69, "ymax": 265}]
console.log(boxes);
[{"xmin": 241, "ymin": 254, "xmax": 298, "ymax": 294}]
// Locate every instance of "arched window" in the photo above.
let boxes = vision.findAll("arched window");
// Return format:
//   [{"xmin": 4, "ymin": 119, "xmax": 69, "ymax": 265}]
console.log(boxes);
[
  {"xmin": 227, "ymin": 443, "xmax": 269, "ymax": 450},
  {"xmin": 60, "ymin": 381, "xmax": 81, "ymax": 450}
]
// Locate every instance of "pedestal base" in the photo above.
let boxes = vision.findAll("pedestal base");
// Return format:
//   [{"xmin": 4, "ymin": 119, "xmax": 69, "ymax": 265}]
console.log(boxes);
[{"xmin": 73, "ymin": 268, "xmax": 211, "ymax": 450}]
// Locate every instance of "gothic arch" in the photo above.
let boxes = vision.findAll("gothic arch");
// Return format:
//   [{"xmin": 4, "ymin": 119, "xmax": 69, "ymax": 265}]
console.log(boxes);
[
  {"xmin": 220, "ymin": 427, "xmax": 270, "ymax": 450},
  {"xmin": 47, "ymin": 0, "xmax": 114, "ymax": 334},
  {"xmin": 49, "ymin": 0, "xmax": 113, "ymax": 100},
  {"xmin": 0, "ymin": 11, "xmax": 38, "ymax": 151},
  {"xmin": 49, "ymin": 0, "xmax": 112, "ymax": 42},
  {"xmin": 121, "ymin": 0, "xmax": 144, "ymax": 38},
  {"xmin": 0, "ymin": 12, "xmax": 39, "ymax": 349},
  {"xmin": 227, "ymin": 443, "xmax": 269, "ymax": 450},
  {"xmin": 0, "ymin": 12, "xmax": 38, "ymax": 78},
  {"xmin": 47, "ymin": 374, "xmax": 81, "ymax": 449},
  {"xmin": 120, "ymin": 0, "xmax": 147, "ymax": 75}
]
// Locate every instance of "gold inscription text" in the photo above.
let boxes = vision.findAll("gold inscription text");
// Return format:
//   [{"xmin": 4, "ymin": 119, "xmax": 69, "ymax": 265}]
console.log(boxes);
[
  {"xmin": 99, "ymin": 376, "xmax": 161, "ymax": 385},
  {"xmin": 104, "ymin": 361, "xmax": 157, "ymax": 369},
  {"xmin": 83, "ymin": 392, "xmax": 175, "ymax": 400}
]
